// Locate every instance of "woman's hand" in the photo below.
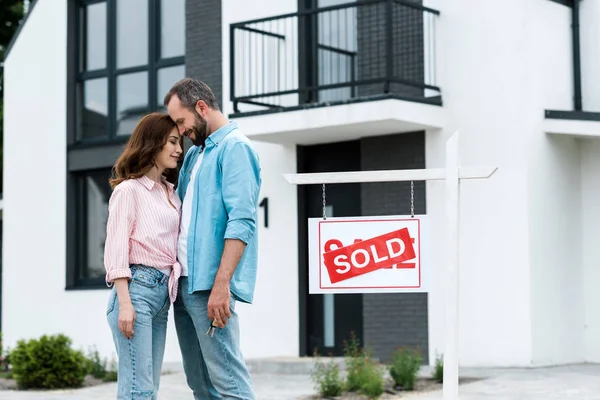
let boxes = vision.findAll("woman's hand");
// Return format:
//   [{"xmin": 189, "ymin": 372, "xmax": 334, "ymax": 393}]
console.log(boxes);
[
  {"xmin": 118, "ymin": 302, "xmax": 136, "ymax": 339},
  {"xmin": 113, "ymin": 277, "xmax": 135, "ymax": 339}
]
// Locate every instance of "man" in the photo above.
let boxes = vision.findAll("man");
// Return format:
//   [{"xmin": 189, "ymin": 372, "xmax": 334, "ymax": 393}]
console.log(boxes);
[{"xmin": 164, "ymin": 78, "xmax": 260, "ymax": 399}]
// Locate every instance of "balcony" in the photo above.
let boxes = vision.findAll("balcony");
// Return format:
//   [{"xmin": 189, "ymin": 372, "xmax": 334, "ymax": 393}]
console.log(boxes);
[{"xmin": 229, "ymin": 0, "xmax": 446, "ymax": 145}]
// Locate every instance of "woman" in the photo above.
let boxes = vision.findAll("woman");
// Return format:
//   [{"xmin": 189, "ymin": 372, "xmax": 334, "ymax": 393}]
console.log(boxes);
[{"xmin": 104, "ymin": 112, "xmax": 183, "ymax": 399}]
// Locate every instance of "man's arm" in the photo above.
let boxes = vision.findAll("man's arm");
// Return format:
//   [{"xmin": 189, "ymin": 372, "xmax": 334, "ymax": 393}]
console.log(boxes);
[{"xmin": 208, "ymin": 141, "xmax": 261, "ymax": 327}]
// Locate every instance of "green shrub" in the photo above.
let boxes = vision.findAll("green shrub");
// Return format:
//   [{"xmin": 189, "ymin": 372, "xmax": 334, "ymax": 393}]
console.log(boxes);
[
  {"xmin": 433, "ymin": 353, "xmax": 443, "ymax": 383},
  {"xmin": 10, "ymin": 334, "xmax": 87, "ymax": 389},
  {"xmin": 389, "ymin": 347, "xmax": 422, "ymax": 390},
  {"xmin": 343, "ymin": 332, "xmax": 371, "ymax": 392},
  {"xmin": 311, "ymin": 352, "xmax": 344, "ymax": 398},
  {"xmin": 85, "ymin": 346, "xmax": 107, "ymax": 380},
  {"xmin": 360, "ymin": 362, "xmax": 385, "ymax": 399},
  {"xmin": 0, "ymin": 332, "xmax": 7, "ymax": 373},
  {"xmin": 0, "ymin": 370, "xmax": 13, "ymax": 379},
  {"xmin": 0, "ymin": 331, "xmax": 8, "ymax": 373},
  {"xmin": 103, "ymin": 357, "xmax": 118, "ymax": 382}
]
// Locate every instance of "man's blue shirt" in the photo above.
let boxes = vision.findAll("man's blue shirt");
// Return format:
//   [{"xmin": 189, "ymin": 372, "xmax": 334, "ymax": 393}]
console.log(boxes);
[{"xmin": 177, "ymin": 122, "xmax": 261, "ymax": 303}]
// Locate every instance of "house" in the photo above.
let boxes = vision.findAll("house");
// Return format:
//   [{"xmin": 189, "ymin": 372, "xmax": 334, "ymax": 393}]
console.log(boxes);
[{"xmin": 2, "ymin": 0, "xmax": 600, "ymax": 368}]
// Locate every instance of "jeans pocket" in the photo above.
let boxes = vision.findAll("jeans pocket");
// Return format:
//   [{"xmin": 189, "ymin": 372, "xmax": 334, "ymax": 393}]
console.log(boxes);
[{"xmin": 131, "ymin": 268, "xmax": 159, "ymax": 288}]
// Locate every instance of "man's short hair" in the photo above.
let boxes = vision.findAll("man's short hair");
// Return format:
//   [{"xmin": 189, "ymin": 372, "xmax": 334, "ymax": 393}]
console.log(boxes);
[{"xmin": 163, "ymin": 78, "xmax": 220, "ymax": 111}]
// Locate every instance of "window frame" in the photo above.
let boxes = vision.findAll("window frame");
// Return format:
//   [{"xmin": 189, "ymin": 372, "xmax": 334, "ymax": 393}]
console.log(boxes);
[
  {"xmin": 547, "ymin": 0, "xmax": 574, "ymax": 7},
  {"xmin": 66, "ymin": 0, "xmax": 186, "ymax": 290},
  {"xmin": 73, "ymin": 0, "xmax": 185, "ymax": 146}
]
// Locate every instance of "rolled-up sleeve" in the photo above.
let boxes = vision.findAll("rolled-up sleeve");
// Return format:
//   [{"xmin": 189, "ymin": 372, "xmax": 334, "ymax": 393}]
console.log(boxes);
[
  {"xmin": 104, "ymin": 183, "xmax": 136, "ymax": 284},
  {"xmin": 222, "ymin": 141, "xmax": 261, "ymax": 244}
]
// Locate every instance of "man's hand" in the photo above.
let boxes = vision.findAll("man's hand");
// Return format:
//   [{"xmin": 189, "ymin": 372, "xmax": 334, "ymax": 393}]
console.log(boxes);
[
  {"xmin": 207, "ymin": 282, "xmax": 231, "ymax": 328},
  {"xmin": 118, "ymin": 302, "xmax": 136, "ymax": 339}
]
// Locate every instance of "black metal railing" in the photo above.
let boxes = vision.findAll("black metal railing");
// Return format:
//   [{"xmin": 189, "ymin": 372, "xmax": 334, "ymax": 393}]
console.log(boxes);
[{"xmin": 230, "ymin": 0, "xmax": 440, "ymax": 114}]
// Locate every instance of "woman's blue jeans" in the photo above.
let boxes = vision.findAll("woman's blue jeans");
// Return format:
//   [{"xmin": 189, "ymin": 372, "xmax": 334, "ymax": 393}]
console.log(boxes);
[{"xmin": 107, "ymin": 265, "xmax": 170, "ymax": 399}]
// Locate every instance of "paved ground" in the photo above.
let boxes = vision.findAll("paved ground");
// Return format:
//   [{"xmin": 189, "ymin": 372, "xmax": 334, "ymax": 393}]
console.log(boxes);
[
  {"xmin": 0, "ymin": 372, "xmax": 315, "ymax": 400},
  {"xmin": 404, "ymin": 364, "xmax": 600, "ymax": 400},
  {"xmin": 2, "ymin": 363, "xmax": 600, "ymax": 399}
]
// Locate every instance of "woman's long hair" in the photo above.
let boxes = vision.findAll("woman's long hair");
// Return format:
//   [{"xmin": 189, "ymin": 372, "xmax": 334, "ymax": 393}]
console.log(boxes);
[{"xmin": 109, "ymin": 112, "xmax": 183, "ymax": 189}]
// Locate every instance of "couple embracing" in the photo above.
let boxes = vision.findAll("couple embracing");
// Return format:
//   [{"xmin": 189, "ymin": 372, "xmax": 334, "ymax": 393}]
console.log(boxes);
[{"xmin": 104, "ymin": 78, "xmax": 260, "ymax": 399}]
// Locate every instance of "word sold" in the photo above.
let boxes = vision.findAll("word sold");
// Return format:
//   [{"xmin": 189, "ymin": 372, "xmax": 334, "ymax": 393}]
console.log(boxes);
[{"xmin": 322, "ymin": 228, "xmax": 416, "ymax": 283}]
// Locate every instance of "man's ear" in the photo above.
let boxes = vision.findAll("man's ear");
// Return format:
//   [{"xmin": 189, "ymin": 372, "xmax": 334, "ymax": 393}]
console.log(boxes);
[{"xmin": 195, "ymin": 100, "xmax": 207, "ymax": 116}]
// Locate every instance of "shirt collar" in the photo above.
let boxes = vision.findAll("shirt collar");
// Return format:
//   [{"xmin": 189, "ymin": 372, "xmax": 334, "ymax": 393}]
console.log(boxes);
[
  {"xmin": 139, "ymin": 175, "xmax": 174, "ymax": 192},
  {"xmin": 205, "ymin": 121, "xmax": 238, "ymax": 148}
]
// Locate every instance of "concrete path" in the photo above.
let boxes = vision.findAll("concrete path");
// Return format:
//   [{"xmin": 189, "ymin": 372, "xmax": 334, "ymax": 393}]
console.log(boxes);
[
  {"xmin": 0, "ymin": 371, "xmax": 315, "ymax": 400},
  {"xmin": 2, "ymin": 363, "xmax": 600, "ymax": 399},
  {"xmin": 405, "ymin": 364, "xmax": 600, "ymax": 400}
]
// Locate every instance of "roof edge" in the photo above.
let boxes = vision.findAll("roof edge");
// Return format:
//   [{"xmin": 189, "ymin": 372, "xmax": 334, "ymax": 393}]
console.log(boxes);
[{"xmin": 3, "ymin": 0, "xmax": 39, "ymax": 62}]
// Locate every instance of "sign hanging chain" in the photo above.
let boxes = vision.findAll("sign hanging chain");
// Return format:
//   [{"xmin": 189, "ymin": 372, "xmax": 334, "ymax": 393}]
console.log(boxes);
[
  {"xmin": 410, "ymin": 181, "xmax": 415, "ymax": 218},
  {"xmin": 322, "ymin": 183, "xmax": 327, "ymax": 220}
]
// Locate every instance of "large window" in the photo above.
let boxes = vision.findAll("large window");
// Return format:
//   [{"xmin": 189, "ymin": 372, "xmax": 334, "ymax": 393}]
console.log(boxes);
[
  {"xmin": 67, "ymin": 0, "xmax": 185, "ymax": 288},
  {"xmin": 76, "ymin": 0, "xmax": 185, "ymax": 142}
]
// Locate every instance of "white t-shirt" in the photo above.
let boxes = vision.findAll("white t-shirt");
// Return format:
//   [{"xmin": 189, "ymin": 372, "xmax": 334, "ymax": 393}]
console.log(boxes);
[{"xmin": 178, "ymin": 150, "xmax": 204, "ymax": 276}]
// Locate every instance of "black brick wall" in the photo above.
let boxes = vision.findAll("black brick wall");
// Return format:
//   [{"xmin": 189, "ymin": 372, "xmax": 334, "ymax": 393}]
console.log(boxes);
[
  {"xmin": 186, "ymin": 0, "xmax": 223, "ymax": 108},
  {"xmin": 360, "ymin": 132, "xmax": 428, "ymax": 364},
  {"xmin": 356, "ymin": 1, "xmax": 424, "ymax": 99}
]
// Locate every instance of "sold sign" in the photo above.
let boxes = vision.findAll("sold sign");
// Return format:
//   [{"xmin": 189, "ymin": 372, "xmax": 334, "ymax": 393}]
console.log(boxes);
[{"xmin": 322, "ymin": 228, "xmax": 416, "ymax": 284}]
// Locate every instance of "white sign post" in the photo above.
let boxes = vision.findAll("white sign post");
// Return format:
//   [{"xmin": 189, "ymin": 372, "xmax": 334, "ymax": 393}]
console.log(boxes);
[{"xmin": 283, "ymin": 131, "xmax": 498, "ymax": 400}]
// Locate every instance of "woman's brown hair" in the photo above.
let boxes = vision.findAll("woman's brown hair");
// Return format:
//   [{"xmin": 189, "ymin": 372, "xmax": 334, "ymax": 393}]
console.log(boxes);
[{"xmin": 109, "ymin": 112, "xmax": 183, "ymax": 189}]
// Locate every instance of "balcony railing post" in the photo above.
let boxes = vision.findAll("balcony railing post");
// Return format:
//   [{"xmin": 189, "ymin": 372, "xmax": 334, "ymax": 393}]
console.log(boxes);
[
  {"xmin": 230, "ymin": 24, "xmax": 238, "ymax": 112},
  {"xmin": 310, "ymin": 11, "xmax": 319, "ymax": 103},
  {"xmin": 384, "ymin": 0, "xmax": 394, "ymax": 93}
]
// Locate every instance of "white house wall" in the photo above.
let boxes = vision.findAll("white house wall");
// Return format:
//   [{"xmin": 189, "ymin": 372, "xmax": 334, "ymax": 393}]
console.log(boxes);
[
  {"xmin": 580, "ymin": 0, "xmax": 600, "ymax": 112},
  {"xmin": 581, "ymin": 140, "xmax": 600, "ymax": 363},
  {"xmin": 424, "ymin": 0, "xmax": 575, "ymax": 367},
  {"xmin": 222, "ymin": 0, "xmax": 300, "ymax": 359},
  {"xmin": 528, "ymin": 133, "xmax": 584, "ymax": 366},
  {"xmin": 526, "ymin": 0, "xmax": 584, "ymax": 366}
]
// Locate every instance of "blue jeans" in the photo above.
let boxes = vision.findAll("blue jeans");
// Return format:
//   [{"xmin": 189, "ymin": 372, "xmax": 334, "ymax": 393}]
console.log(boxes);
[
  {"xmin": 174, "ymin": 277, "xmax": 255, "ymax": 400},
  {"xmin": 106, "ymin": 265, "xmax": 170, "ymax": 399}
]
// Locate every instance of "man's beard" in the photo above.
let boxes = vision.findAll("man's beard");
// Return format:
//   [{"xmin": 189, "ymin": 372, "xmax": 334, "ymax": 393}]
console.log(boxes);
[{"xmin": 187, "ymin": 110, "xmax": 209, "ymax": 147}]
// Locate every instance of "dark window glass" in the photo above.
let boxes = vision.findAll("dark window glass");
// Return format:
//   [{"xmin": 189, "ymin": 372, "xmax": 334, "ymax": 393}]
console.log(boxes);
[
  {"xmin": 160, "ymin": 0, "xmax": 185, "ymax": 59},
  {"xmin": 117, "ymin": 71, "xmax": 149, "ymax": 136},
  {"xmin": 117, "ymin": 0, "xmax": 149, "ymax": 69},
  {"xmin": 77, "ymin": 78, "xmax": 109, "ymax": 140},
  {"xmin": 79, "ymin": 2, "xmax": 107, "ymax": 72},
  {"xmin": 76, "ymin": 168, "xmax": 112, "ymax": 284},
  {"xmin": 157, "ymin": 65, "xmax": 185, "ymax": 108}
]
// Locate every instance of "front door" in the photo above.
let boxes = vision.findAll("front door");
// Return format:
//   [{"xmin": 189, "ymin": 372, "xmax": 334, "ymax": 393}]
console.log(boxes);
[{"xmin": 297, "ymin": 140, "xmax": 363, "ymax": 356}]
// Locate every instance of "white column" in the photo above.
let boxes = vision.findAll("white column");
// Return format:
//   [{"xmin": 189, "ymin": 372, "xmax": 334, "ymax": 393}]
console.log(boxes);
[{"xmin": 443, "ymin": 132, "xmax": 460, "ymax": 399}]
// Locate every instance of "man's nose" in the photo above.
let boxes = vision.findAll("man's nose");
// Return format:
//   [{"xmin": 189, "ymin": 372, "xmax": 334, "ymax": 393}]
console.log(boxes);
[{"xmin": 178, "ymin": 126, "xmax": 185, "ymax": 135}]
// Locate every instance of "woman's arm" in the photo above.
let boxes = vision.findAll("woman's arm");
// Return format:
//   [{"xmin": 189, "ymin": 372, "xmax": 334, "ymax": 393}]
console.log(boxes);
[
  {"xmin": 104, "ymin": 183, "xmax": 136, "ymax": 338},
  {"xmin": 114, "ymin": 279, "xmax": 135, "ymax": 339}
]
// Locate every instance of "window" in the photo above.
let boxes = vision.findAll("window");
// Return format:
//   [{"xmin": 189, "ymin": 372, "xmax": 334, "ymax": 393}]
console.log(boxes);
[
  {"xmin": 72, "ymin": 168, "xmax": 113, "ymax": 286},
  {"xmin": 75, "ymin": 0, "xmax": 185, "ymax": 142},
  {"xmin": 67, "ymin": 0, "xmax": 185, "ymax": 289}
]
